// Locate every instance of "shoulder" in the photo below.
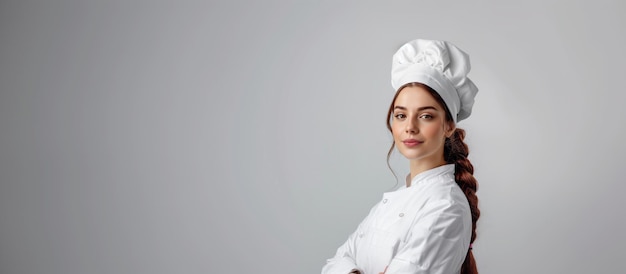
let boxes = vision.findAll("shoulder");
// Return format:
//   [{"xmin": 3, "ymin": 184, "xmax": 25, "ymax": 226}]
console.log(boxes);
[
  {"xmin": 409, "ymin": 174, "xmax": 471, "ymax": 231},
  {"xmin": 418, "ymin": 171, "xmax": 468, "ymax": 209}
]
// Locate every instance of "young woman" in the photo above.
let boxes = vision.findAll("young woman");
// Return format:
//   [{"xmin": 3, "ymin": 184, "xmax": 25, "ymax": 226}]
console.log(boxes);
[{"xmin": 322, "ymin": 39, "xmax": 480, "ymax": 274}]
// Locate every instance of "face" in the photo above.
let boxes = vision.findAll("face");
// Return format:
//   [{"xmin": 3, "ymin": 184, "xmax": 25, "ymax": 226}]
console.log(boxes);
[{"xmin": 391, "ymin": 85, "xmax": 455, "ymax": 165}]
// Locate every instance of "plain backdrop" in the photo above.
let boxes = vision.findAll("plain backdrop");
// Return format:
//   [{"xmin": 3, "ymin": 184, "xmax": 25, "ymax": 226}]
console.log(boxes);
[{"xmin": 1, "ymin": 1, "xmax": 625, "ymax": 273}]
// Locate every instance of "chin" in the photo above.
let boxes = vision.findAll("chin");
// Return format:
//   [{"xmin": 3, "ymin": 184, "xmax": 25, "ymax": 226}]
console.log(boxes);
[
  {"xmin": 397, "ymin": 150, "xmax": 424, "ymax": 160},
  {"xmin": 402, "ymin": 154, "xmax": 426, "ymax": 161},
  {"xmin": 397, "ymin": 147, "xmax": 438, "ymax": 162}
]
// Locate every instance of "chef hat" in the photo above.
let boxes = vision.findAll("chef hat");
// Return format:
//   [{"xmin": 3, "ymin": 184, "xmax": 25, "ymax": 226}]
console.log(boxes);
[{"xmin": 391, "ymin": 39, "xmax": 478, "ymax": 123}]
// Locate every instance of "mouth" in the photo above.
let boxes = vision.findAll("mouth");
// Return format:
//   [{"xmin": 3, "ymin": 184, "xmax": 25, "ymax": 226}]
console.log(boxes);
[{"xmin": 402, "ymin": 139, "xmax": 422, "ymax": 147}]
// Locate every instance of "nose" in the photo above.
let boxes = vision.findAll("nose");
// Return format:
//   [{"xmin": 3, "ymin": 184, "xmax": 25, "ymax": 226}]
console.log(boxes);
[{"xmin": 405, "ymin": 118, "xmax": 418, "ymax": 134}]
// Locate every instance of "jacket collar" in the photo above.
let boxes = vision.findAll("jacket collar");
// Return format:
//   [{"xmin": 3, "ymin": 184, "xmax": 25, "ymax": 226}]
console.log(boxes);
[{"xmin": 405, "ymin": 164, "xmax": 455, "ymax": 187}]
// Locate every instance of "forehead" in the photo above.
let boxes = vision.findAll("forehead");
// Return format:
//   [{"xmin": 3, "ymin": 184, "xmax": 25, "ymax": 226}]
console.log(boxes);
[{"xmin": 393, "ymin": 85, "xmax": 442, "ymax": 109}]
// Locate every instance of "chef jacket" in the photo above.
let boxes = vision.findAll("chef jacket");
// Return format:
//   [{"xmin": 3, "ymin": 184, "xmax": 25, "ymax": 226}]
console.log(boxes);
[{"xmin": 322, "ymin": 164, "xmax": 472, "ymax": 274}]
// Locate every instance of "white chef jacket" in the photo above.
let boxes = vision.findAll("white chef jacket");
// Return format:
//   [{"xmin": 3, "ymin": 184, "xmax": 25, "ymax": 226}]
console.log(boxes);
[{"xmin": 322, "ymin": 164, "xmax": 472, "ymax": 274}]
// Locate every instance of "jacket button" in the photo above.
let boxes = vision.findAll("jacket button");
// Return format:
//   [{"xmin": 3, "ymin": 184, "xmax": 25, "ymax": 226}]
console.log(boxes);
[{"xmin": 399, "ymin": 213, "xmax": 404, "ymax": 217}]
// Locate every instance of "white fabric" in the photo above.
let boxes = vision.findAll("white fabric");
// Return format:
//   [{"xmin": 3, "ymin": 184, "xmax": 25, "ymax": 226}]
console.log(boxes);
[
  {"xmin": 391, "ymin": 39, "xmax": 478, "ymax": 123},
  {"xmin": 322, "ymin": 165, "xmax": 472, "ymax": 274}
]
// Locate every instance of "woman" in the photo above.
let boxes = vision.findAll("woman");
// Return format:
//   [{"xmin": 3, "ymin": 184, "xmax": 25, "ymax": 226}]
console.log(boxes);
[{"xmin": 322, "ymin": 39, "xmax": 480, "ymax": 274}]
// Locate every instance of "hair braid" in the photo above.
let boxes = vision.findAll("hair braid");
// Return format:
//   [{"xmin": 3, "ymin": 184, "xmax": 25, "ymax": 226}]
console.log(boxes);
[{"xmin": 445, "ymin": 128, "xmax": 480, "ymax": 274}]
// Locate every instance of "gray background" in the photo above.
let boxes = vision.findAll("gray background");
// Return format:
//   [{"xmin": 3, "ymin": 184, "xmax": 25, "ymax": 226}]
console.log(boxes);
[{"xmin": 1, "ymin": 0, "xmax": 625, "ymax": 273}]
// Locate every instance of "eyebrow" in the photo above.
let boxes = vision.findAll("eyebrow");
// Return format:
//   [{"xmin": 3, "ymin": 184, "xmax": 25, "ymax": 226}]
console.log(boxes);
[{"xmin": 393, "ymin": 105, "xmax": 438, "ymax": 111}]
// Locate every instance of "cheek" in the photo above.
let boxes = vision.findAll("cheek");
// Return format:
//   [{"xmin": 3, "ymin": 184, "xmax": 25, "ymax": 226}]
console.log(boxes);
[
  {"xmin": 390, "ymin": 123, "xmax": 403, "ymax": 139},
  {"xmin": 422, "ymin": 123, "xmax": 445, "ymax": 138}
]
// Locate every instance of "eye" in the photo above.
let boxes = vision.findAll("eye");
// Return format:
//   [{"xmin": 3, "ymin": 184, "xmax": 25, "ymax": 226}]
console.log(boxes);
[
  {"xmin": 394, "ymin": 113, "xmax": 406, "ymax": 120},
  {"xmin": 420, "ymin": 114, "xmax": 434, "ymax": 120}
]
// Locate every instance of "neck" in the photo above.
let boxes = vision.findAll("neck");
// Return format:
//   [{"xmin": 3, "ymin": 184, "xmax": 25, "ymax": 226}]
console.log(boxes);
[{"xmin": 407, "ymin": 157, "xmax": 447, "ymax": 187}]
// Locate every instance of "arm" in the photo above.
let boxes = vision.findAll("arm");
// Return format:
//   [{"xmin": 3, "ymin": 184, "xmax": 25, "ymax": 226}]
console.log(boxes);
[
  {"xmin": 321, "ymin": 230, "xmax": 361, "ymax": 274},
  {"xmin": 321, "ymin": 217, "xmax": 367, "ymax": 274},
  {"xmin": 384, "ymin": 199, "xmax": 470, "ymax": 274},
  {"xmin": 322, "ymin": 203, "xmax": 381, "ymax": 274}
]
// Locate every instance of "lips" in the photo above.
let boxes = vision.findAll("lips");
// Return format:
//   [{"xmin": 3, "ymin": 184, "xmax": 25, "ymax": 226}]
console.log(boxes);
[{"xmin": 402, "ymin": 139, "xmax": 422, "ymax": 147}]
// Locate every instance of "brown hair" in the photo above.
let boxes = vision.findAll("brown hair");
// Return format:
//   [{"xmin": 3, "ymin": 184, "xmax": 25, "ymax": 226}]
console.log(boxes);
[{"xmin": 386, "ymin": 83, "xmax": 480, "ymax": 274}]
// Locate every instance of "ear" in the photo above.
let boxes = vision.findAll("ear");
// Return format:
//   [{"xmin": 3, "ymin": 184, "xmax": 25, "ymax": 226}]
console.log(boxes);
[{"xmin": 444, "ymin": 121, "xmax": 456, "ymax": 138}]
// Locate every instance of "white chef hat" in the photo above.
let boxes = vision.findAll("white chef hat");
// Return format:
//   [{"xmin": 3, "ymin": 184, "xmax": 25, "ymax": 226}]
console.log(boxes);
[{"xmin": 391, "ymin": 39, "xmax": 478, "ymax": 123}]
